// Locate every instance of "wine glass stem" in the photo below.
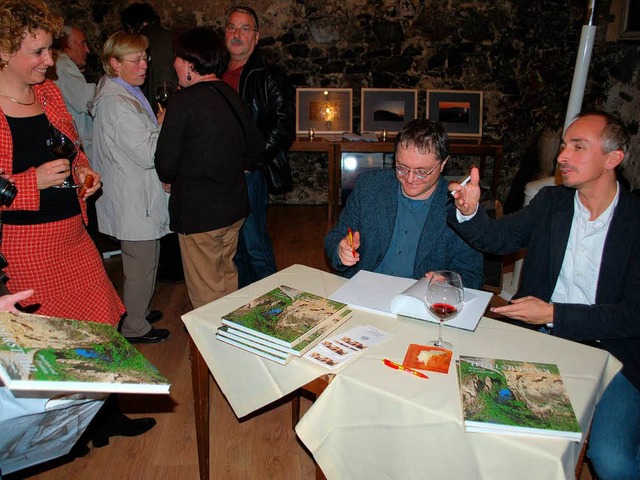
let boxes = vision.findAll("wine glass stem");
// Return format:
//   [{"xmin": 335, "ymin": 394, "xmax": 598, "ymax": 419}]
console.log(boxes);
[{"xmin": 437, "ymin": 320, "xmax": 444, "ymax": 345}]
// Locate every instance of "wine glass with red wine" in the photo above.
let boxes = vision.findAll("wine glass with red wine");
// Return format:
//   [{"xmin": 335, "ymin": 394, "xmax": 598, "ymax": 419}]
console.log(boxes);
[
  {"xmin": 424, "ymin": 270, "xmax": 464, "ymax": 350},
  {"xmin": 155, "ymin": 81, "xmax": 174, "ymax": 110},
  {"xmin": 46, "ymin": 123, "xmax": 80, "ymax": 189}
]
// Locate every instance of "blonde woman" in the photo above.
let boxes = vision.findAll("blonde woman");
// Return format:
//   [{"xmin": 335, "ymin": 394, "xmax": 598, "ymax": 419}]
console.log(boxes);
[{"xmin": 90, "ymin": 31, "xmax": 170, "ymax": 343}]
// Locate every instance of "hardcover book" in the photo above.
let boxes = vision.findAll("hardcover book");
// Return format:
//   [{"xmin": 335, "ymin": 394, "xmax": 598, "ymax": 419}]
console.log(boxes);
[
  {"xmin": 218, "ymin": 308, "xmax": 352, "ymax": 358},
  {"xmin": 0, "ymin": 311, "xmax": 170, "ymax": 394},
  {"xmin": 216, "ymin": 328, "xmax": 293, "ymax": 365},
  {"xmin": 457, "ymin": 356, "xmax": 581, "ymax": 441},
  {"xmin": 220, "ymin": 285, "xmax": 351, "ymax": 348}
]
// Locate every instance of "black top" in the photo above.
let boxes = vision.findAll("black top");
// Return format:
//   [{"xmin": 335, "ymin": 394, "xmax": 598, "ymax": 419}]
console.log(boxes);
[
  {"xmin": 3, "ymin": 114, "xmax": 80, "ymax": 225},
  {"xmin": 154, "ymin": 81, "xmax": 264, "ymax": 234}
]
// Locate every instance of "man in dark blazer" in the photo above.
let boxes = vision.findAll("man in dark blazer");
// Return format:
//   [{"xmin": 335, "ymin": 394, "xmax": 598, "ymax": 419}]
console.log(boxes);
[
  {"xmin": 324, "ymin": 119, "xmax": 483, "ymax": 289},
  {"xmin": 448, "ymin": 111, "xmax": 640, "ymax": 480}
]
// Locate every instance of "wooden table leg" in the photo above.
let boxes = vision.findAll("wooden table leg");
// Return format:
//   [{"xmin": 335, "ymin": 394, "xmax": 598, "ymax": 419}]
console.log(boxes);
[
  {"xmin": 189, "ymin": 337, "xmax": 210, "ymax": 480},
  {"xmin": 327, "ymin": 143, "xmax": 338, "ymax": 225},
  {"xmin": 291, "ymin": 391, "xmax": 301, "ymax": 429},
  {"xmin": 575, "ymin": 427, "xmax": 591, "ymax": 479}
]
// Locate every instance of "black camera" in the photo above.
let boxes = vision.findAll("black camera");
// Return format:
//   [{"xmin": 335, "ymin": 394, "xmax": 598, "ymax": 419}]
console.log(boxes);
[{"xmin": 0, "ymin": 177, "xmax": 17, "ymax": 207}]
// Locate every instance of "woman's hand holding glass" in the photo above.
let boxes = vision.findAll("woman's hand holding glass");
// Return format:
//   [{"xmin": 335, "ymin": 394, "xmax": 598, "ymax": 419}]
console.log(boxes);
[
  {"xmin": 156, "ymin": 107, "xmax": 166, "ymax": 125},
  {"xmin": 35, "ymin": 159, "xmax": 73, "ymax": 190},
  {"xmin": 46, "ymin": 123, "xmax": 81, "ymax": 188}
]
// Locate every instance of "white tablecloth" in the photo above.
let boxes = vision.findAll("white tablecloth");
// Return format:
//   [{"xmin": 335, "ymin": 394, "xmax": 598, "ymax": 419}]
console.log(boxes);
[
  {"xmin": 295, "ymin": 313, "xmax": 621, "ymax": 480},
  {"xmin": 183, "ymin": 264, "xmax": 621, "ymax": 479},
  {"xmin": 182, "ymin": 264, "xmax": 400, "ymax": 418}
]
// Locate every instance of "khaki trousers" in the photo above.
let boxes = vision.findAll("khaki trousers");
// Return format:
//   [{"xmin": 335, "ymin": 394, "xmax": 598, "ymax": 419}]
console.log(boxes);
[
  {"xmin": 120, "ymin": 239, "xmax": 160, "ymax": 337},
  {"xmin": 178, "ymin": 219, "xmax": 244, "ymax": 309}
]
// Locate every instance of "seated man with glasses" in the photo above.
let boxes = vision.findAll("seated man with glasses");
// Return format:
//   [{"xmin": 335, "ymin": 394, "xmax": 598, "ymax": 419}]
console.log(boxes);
[{"xmin": 325, "ymin": 119, "xmax": 483, "ymax": 288}]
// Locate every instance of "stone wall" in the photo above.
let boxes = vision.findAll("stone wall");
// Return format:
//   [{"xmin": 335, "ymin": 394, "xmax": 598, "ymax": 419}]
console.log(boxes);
[{"xmin": 51, "ymin": 0, "xmax": 640, "ymax": 203}]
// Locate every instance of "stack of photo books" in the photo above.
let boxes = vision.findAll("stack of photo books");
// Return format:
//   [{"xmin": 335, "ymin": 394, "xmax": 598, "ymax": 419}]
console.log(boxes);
[
  {"xmin": 0, "ymin": 311, "xmax": 170, "ymax": 394},
  {"xmin": 216, "ymin": 285, "xmax": 352, "ymax": 365},
  {"xmin": 457, "ymin": 356, "xmax": 581, "ymax": 441}
]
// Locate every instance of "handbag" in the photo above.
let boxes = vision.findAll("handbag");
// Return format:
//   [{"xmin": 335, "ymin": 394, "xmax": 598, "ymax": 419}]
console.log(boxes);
[{"xmin": 264, "ymin": 150, "xmax": 293, "ymax": 195}]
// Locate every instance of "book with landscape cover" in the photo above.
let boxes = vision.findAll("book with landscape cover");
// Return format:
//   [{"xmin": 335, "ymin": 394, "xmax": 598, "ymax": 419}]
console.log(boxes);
[
  {"xmin": 217, "ymin": 308, "xmax": 353, "ymax": 363},
  {"xmin": 220, "ymin": 285, "xmax": 351, "ymax": 348},
  {"xmin": 0, "ymin": 311, "xmax": 170, "ymax": 394},
  {"xmin": 457, "ymin": 356, "xmax": 581, "ymax": 441},
  {"xmin": 216, "ymin": 327, "xmax": 293, "ymax": 365}
]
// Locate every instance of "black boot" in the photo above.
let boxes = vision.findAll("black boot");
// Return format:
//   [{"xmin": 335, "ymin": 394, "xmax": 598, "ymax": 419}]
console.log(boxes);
[
  {"xmin": 67, "ymin": 439, "xmax": 90, "ymax": 458},
  {"xmin": 88, "ymin": 396, "xmax": 157, "ymax": 448}
]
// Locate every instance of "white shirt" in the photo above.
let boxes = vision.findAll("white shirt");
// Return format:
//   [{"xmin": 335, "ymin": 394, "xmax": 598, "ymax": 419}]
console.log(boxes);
[
  {"xmin": 551, "ymin": 183, "xmax": 620, "ymax": 306},
  {"xmin": 457, "ymin": 186, "xmax": 619, "ymax": 327}
]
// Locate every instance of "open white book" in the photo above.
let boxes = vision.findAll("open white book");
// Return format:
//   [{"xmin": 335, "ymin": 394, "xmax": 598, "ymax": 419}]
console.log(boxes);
[{"xmin": 329, "ymin": 270, "xmax": 492, "ymax": 331}]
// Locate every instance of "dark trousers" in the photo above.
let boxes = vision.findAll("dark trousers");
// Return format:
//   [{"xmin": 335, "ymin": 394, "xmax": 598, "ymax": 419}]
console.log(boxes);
[
  {"xmin": 234, "ymin": 169, "xmax": 277, "ymax": 288},
  {"xmin": 157, "ymin": 233, "xmax": 184, "ymax": 283}
]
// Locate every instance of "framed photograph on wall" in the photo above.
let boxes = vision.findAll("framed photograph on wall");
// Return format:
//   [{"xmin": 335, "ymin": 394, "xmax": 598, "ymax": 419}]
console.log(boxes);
[
  {"xmin": 607, "ymin": 0, "xmax": 640, "ymax": 41},
  {"xmin": 296, "ymin": 88, "xmax": 353, "ymax": 134},
  {"xmin": 426, "ymin": 90, "xmax": 483, "ymax": 138},
  {"xmin": 360, "ymin": 88, "xmax": 418, "ymax": 134}
]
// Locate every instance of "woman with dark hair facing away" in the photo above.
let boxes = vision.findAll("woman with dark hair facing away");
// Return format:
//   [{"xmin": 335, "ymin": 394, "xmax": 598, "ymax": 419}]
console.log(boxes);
[
  {"xmin": 155, "ymin": 27, "xmax": 264, "ymax": 308},
  {"xmin": 89, "ymin": 31, "xmax": 171, "ymax": 344}
]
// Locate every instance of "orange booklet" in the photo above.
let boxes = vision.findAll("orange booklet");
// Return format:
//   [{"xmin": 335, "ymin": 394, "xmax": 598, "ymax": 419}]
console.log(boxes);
[{"xmin": 402, "ymin": 344, "xmax": 453, "ymax": 374}]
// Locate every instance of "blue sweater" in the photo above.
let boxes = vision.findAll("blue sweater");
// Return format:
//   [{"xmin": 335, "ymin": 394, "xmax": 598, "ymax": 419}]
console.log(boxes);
[{"xmin": 325, "ymin": 170, "xmax": 483, "ymax": 289}]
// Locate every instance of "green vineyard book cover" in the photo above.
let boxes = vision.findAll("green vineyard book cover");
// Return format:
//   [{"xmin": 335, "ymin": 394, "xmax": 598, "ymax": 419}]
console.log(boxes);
[
  {"xmin": 0, "ymin": 311, "xmax": 170, "ymax": 394},
  {"xmin": 457, "ymin": 356, "xmax": 581, "ymax": 441},
  {"xmin": 220, "ymin": 285, "xmax": 350, "ymax": 348}
]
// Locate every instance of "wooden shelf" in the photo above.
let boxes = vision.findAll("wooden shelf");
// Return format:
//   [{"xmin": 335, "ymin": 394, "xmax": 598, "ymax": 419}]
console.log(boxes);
[{"xmin": 290, "ymin": 136, "xmax": 503, "ymax": 225}]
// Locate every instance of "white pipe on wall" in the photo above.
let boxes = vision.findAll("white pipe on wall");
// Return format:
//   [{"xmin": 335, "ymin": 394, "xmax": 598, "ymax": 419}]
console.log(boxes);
[
  {"xmin": 501, "ymin": 1, "xmax": 600, "ymax": 300},
  {"xmin": 563, "ymin": 0, "xmax": 599, "ymax": 133}
]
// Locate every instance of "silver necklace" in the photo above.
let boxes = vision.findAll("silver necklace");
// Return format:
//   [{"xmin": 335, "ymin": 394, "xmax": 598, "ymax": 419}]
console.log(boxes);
[{"xmin": 0, "ymin": 88, "xmax": 36, "ymax": 106}]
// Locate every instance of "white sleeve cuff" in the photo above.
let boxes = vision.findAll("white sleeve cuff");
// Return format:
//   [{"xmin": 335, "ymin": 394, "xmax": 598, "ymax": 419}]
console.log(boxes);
[{"xmin": 455, "ymin": 205, "xmax": 479, "ymax": 223}]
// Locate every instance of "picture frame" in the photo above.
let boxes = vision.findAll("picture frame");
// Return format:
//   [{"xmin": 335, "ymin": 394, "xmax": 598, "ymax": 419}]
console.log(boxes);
[
  {"xmin": 607, "ymin": 0, "xmax": 640, "ymax": 41},
  {"xmin": 296, "ymin": 88, "xmax": 353, "ymax": 135},
  {"xmin": 426, "ymin": 90, "xmax": 483, "ymax": 138},
  {"xmin": 360, "ymin": 88, "xmax": 418, "ymax": 134}
]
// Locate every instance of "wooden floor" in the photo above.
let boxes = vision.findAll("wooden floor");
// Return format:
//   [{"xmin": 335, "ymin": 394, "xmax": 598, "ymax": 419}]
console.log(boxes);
[
  {"xmin": 8, "ymin": 205, "xmax": 594, "ymax": 480},
  {"xmin": 9, "ymin": 205, "xmax": 327, "ymax": 480}
]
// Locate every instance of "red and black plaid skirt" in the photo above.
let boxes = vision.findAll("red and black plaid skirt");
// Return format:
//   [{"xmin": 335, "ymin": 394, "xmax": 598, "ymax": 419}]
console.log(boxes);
[{"xmin": 2, "ymin": 215, "xmax": 125, "ymax": 326}]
